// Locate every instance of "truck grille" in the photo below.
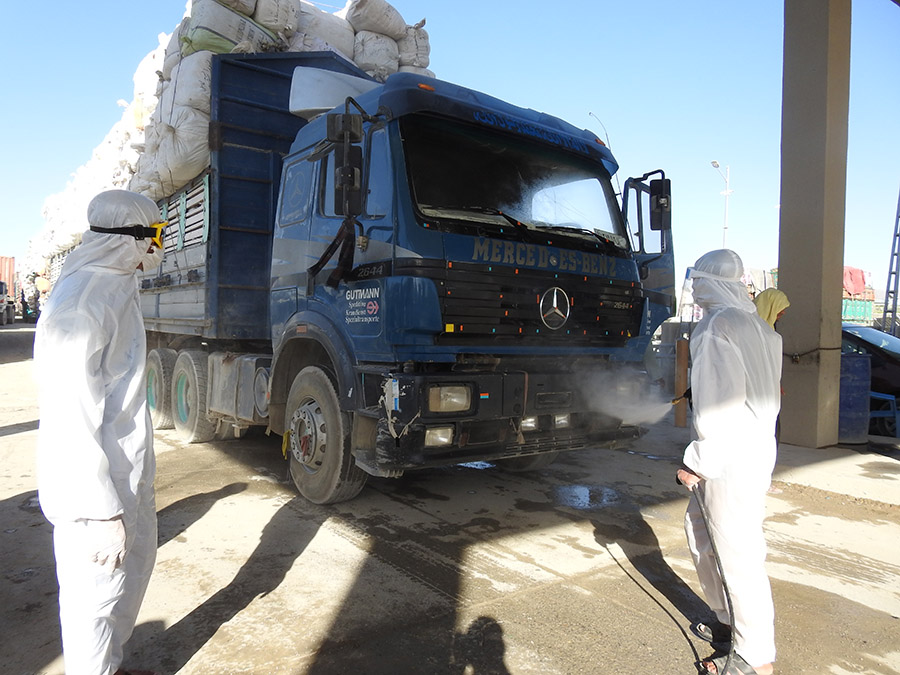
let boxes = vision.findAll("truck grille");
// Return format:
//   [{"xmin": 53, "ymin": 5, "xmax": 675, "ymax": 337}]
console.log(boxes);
[{"xmin": 395, "ymin": 259, "xmax": 644, "ymax": 347}]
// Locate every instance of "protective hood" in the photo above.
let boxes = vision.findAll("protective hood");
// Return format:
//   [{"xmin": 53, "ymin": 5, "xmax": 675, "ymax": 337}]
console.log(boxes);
[
  {"xmin": 688, "ymin": 249, "xmax": 743, "ymax": 281},
  {"xmin": 688, "ymin": 249, "xmax": 756, "ymax": 313},
  {"xmin": 56, "ymin": 190, "xmax": 161, "ymax": 285},
  {"xmin": 753, "ymin": 288, "xmax": 790, "ymax": 328}
]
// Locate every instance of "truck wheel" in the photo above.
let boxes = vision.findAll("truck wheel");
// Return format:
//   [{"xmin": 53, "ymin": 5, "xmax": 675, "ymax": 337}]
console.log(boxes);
[
  {"xmin": 172, "ymin": 350, "xmax": 217, "ymax": 443},
  {"xmin": 871, "ymin": 399, "xmax": 897, "ymax": 437},
  {"xmin": 147, "ymin": 348, "xmax": 177, "ymax": 429},
  {"xmin": 499, "ymin": 452, "xmax": 559, "ymax": 472},
  {"xmin": 0, "ymin": 308, "xmax": 6, "ymax": 326},
  {"xmin": 285, "ymin": 366, "xmax": 367, "ymax": 504},
  {"xmin": 7, "ymin": 307, "xmax": 14, "ymax": 324}
]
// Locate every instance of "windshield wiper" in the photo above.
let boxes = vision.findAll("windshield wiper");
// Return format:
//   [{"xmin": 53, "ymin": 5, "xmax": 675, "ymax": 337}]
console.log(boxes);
[
  {"xmin": 539, "ymin": 224, "xmax": 624, "ymax": 254},
  {"xmin": 422, "ymin": 204, "xmax": 535, "ymax": 239}
]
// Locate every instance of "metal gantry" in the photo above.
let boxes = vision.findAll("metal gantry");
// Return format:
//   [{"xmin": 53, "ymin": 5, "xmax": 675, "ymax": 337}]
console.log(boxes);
[{"xmin": 882, "ymin": 184, "xmax": 900, "ymax": 336}]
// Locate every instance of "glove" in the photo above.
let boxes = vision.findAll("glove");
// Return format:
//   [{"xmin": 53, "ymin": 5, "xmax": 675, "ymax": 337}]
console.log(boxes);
[{"xmin": 84, "ymin": 517, "xmax": 127, "ymax": 572}]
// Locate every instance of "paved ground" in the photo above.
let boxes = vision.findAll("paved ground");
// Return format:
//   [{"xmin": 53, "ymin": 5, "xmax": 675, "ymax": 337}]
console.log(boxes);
[{"xmin": 1, "ymin": 323, "xmax": 898, "ymax": 674}]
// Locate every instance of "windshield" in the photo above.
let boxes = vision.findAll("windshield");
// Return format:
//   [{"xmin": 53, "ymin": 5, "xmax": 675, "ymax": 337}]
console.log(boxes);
[
  {"xmin": 844, "ymin": 324, "xmax": 900, "ymax": 358},
  {"xmin": 399, "ymin": 114, "xmax": 628, "ymax": 251}
]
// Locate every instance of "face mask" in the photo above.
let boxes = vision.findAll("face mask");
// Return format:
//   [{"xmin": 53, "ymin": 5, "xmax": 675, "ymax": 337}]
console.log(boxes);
[{"xmin": 140, "ymin": 245, "xmax": 165, "ymax": 271}]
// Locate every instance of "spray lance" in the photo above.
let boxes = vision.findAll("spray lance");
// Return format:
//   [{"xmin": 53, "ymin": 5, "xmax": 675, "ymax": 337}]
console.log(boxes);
[{"xmin": 671, "ymin": 387, "xmax": 692, "ymax": 407}]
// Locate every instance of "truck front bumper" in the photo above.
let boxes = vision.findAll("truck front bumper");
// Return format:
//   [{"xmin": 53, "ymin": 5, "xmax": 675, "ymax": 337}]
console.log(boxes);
[{"xmin": 352, "ymin": 365, "xmax": 647, "ymax": 475}]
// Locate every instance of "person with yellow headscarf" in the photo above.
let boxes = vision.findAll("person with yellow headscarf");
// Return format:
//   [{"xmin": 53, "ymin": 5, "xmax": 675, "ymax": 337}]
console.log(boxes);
[
  {"xmin": 753, "ymin": 288, "xmax": 790, "ymax": 330},
  {"xmin": 753, "ymin": 288, "xmax": 789, "ymax": 497}
]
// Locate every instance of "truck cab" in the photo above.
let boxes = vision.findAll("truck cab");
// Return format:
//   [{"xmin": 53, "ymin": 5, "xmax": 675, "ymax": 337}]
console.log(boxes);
[
  {"xmin": 267, "ymin": 68, "xmax": 673, "ymax": 502},
  {"xmin": 139, "ymin": 53, "xmax": 673, "ymax": 505}
]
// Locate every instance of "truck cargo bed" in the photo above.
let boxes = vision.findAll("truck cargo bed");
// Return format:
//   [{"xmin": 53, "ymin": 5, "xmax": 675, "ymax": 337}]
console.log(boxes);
[{"xmin": 140, "ymin": 52, "xmax": 370, "ymax": 341}]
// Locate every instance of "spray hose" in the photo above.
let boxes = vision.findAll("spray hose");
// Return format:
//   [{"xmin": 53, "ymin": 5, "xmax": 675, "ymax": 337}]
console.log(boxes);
[{"xmin": 686, "ymin": 480, "xmax": 736, "ymax": 674}]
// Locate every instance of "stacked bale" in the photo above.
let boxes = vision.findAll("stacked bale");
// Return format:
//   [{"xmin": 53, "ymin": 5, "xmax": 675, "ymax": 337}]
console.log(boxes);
[
  {"xmin": 33, "ymin": 0, "xmax": 434, "ymax": 268},
  {"xmin": 130, "ymin": 0, "xmax": 433, "ymax": 200}
]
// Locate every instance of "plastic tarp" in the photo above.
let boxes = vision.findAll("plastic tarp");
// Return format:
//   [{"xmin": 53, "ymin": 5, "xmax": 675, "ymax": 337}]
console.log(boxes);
[{"xmin": 843, "ymin": 267, "xmax": 867, "ymax": 296}]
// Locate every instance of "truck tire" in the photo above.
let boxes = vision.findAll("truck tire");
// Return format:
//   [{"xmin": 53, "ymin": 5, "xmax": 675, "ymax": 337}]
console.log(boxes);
[
  {"xmin": 871, "ymin": 399, "xmax": 897, "ymax": 437},
  {"xmin": 0, "ymin": 308, "xmax": 6, "ymax": 325},
  {"xmin": 171, "ymin": 350, "xmax": 217, "ymax": 443},
  {"xmin": 147, "ymin": 348, "xmax": 177, "ymax": 429},
  {"xmin": 6, "ymin": 307, "xmax": 13, "ymax": 324},
  {"xmin": 285, "ymin": 366, "xmax": 367, "ymax": 504},
  {"xmin": 498, "ymin": 451, "xmax": 559, "ymax": 472}
]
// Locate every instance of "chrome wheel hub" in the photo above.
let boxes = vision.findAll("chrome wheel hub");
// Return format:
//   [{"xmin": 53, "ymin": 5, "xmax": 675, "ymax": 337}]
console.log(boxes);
[{"xmin": 289, "ymin": 399, "xmax": 327, "ymax": 472}]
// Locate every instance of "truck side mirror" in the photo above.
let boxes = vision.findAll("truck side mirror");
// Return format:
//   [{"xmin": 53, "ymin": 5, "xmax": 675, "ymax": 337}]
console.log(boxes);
[
  {"xmin": 326, "ymin": 113, "xmax": 363, "ymax": 143},
  {"xmin": 334, "ymin": 144, "xmax": 363, "ymax": 216},
  {"xmin": 326, "ymin": 112, "xmax": 365, "ymax": 217},
  {"xmin": 649, "ymin": 178, "xmax": 672, "ymax": 231}
]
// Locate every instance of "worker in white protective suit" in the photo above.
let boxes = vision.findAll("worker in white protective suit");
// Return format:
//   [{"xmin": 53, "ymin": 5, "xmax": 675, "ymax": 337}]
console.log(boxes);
[
  {"xmin": 35, "ymin": 189, "xmax": 166, "ymax": 675},
  {"xmin": 675, "ymin": 250, "xmax": 782, "ymax": 675}
]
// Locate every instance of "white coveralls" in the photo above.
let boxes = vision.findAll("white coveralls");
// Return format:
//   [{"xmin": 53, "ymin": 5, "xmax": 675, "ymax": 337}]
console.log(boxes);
[
  {"xmin": 35, "ymin": 190, "xmax": 162, "ymax": 675},
  {"xmin": 682, "ymin": 250, "xmax": 783, "ymax": 667}
]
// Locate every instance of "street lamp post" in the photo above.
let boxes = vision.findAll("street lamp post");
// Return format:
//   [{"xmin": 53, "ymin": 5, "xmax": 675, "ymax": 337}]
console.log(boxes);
[{"xmin": 711, "ymin": 160, "xmax": 733, "ymax": 248}]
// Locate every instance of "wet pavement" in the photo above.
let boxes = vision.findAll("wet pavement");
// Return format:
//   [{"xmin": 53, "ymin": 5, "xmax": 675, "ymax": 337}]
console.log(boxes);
[{"xmin": 1, "ymin": 324, "xmax": 898, "ymax": 674}]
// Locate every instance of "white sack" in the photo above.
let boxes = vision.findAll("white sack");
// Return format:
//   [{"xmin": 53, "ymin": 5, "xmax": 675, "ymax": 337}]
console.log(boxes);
[
  {"xmin": 132, "ymin": 38, "xmax": 166, "ymax": 130},
  {"xmin": 253, "ymin": 0, "xmax": 300, "ymax": 36},
  {"xmin": 287, "ymin": 31, "xmax": 352, "ymax": 62},
  {"xmin": 218, "ymin": 0, "xmax": 257, "ymax": 15},
  {"xmin": 353, "ymin": 30, "xmax": 398, "ymax": 82},
  {"xmin": 399, "ymin": 65, "xmax": 435, "ymax": 78},
  {"xmin": 159, "ymin": 51, "xmax": 214, "ymax": 115},
  {"xmin": 341, "ymin": 0, "xmax": 406, "ymax": 40},
  {"xmin": 161, "ymin": 19, "xmax": 188, "ymax": 81},
  {"xmin": 128, "ymin": 155, "xmax": 165, "ymax": 202},
  {"xmin": 153, "ymin": 105, "xmax": 211, "ymax": 197},
  {"xmin": 129, "ymin": 110, "xmax": 166, "ymax": 200},
  {"xmin": 397, "ymin": 20, "xmax": 429, "ymax": 68},
  {"xmin": 182, "ymin": 0, "xmax": 278, "ymax": 56},
  {"xmin": 297, "ymin": 2, "xmax": 355, "ymax": 60}
]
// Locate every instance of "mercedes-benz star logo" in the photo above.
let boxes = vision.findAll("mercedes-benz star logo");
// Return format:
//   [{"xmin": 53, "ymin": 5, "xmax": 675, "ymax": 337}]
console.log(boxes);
[{"xmin": 539, "ymin": 287, "xmax": 570, "ymax": 330}]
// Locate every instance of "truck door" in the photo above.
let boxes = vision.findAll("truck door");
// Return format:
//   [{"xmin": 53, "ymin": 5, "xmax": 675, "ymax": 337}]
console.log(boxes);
[
  {"xmin": 622, "ymin": 171, "xmax": 675, "ymax": 337},
  {"xmin": 271, "ymin": 154, "xmax": 317, "ymax": 338},
  {"xmin": 306, "ymin": 122, "xmax": 394, "ymax": 337}
]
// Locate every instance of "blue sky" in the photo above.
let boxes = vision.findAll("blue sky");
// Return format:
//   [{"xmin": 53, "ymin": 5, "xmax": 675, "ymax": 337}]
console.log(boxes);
[{"xmin": 2, "ymin": 1, "xmax": 898, "ymax": 297}]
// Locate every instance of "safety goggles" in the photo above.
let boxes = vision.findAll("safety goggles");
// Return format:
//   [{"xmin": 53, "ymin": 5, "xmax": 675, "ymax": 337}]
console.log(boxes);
[
  {"xmin": 89, "ymin": 221, "xmax": 168, "ymax": 249},
  {"xmin": 687, "ymin": 266, "xmax": 741, "ymax": 282}
]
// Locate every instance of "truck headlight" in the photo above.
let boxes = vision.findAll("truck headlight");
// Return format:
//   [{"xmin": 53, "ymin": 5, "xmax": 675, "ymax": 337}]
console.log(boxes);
[
  {"xmin": 520, "ymin": 416, "xmax": 538, "ymax": 432},
  {"xmin": 554, "ymin": 413, "xmax": 570, "ymax": 428},
  {"xmin": 427, "ymin": 384, "xmax": 471, "ymax": 413},
  {"xmin": 424, "ymin": 425, "xmax": 454, "ymax": 447}
]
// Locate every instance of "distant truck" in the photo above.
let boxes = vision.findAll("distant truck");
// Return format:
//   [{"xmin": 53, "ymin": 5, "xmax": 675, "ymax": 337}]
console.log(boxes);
[
  {"xmin": 0, "ymin": 256, "xmax": 15, "ymax": 325},
  {"xmin": 139, "ymin": 52, "xmax": 675, "ymax": 504}
]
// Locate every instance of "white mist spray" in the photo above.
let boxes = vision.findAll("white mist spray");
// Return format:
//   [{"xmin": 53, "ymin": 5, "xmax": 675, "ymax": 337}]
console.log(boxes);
[{"xmin": 578, "ymin": 367, "xmax": 675, "ymax": 426}]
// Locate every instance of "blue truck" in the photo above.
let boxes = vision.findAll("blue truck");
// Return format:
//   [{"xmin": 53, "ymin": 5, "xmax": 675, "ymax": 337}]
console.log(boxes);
[{"xmin": 140, "ymin": 52, "xmax": 675, "ymax": 504}]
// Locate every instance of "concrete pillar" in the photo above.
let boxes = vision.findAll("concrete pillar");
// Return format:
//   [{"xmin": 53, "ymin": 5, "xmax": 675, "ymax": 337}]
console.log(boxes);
[{"xmin": 778, "ymin": 0, "xmax": 851, "ymax": 447}]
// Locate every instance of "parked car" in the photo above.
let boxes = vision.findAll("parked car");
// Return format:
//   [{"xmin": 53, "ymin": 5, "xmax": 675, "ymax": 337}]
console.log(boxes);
[{"xmin": 841, "ymin": 323, "xmax": 900, "ymax": 435}]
